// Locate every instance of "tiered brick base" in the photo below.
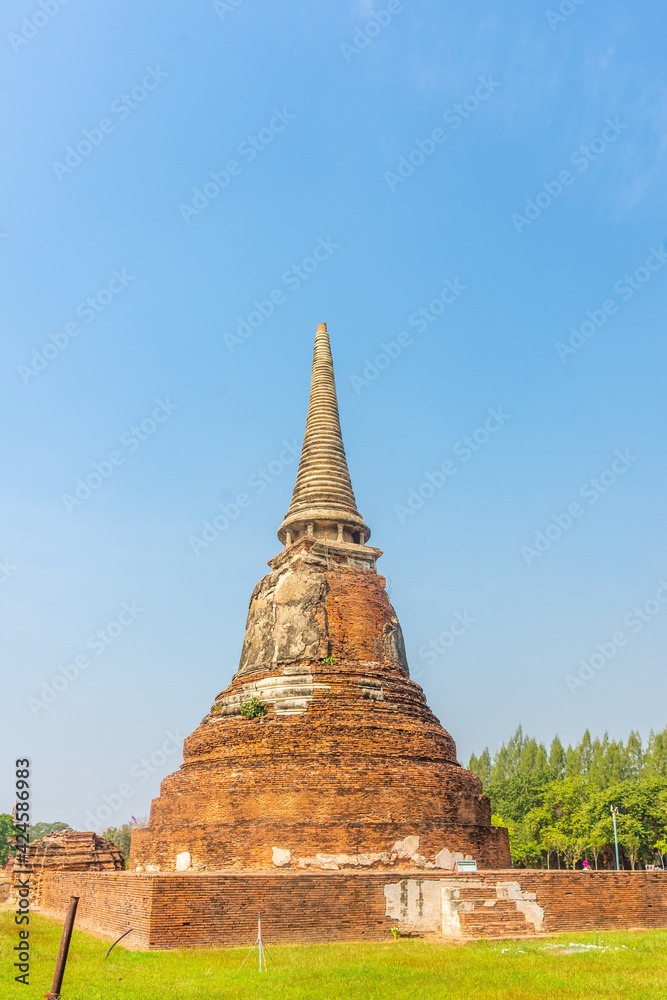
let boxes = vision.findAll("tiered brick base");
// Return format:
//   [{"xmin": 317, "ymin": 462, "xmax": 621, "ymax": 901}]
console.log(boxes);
[
  {"xmin": 132, "ymin": 541, "xmax": 509, "ymax": 873},
  {"xmin": 34, "ymin": 869, "xmax": 667, "ymax": 950}
]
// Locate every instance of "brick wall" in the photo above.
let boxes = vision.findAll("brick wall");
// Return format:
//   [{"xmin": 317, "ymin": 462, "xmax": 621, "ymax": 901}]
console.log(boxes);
[
  {"xmin": 39, "ymin": 872, "xmax": 154, "ymax": 948},
  {"xmin": 37, "ymin": 869, "xmax": 667, "ymax": 950},
  {"xmin": 131, "ymin": 556, "xmax": 509, "ymax": 873}
]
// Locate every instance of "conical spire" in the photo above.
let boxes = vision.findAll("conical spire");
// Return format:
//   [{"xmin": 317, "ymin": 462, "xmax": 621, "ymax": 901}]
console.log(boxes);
[{"xmin": 278, "ymin": 323, "xmax": 370, "ymax": 546}]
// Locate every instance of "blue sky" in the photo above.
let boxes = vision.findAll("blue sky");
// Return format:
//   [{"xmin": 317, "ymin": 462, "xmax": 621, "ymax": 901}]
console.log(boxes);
[{"xmin": 2, "ymin": 0, "xmax": 667, "ymax": 830}]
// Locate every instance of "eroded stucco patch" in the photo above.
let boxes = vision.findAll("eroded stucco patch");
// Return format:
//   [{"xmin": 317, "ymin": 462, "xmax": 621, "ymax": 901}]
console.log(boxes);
[{"xmin": 385, "ymin": 877, "xmax": 545, "ymax": 938}]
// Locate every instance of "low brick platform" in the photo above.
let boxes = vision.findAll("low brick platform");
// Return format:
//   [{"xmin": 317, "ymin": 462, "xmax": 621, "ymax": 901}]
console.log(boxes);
[{"xmin": 32, "ymin": 869, "xmax": 667, "ymax": 950}]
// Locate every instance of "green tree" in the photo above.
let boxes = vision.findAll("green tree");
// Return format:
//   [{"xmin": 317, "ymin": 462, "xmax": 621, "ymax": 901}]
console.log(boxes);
[
  {"xmin": 29, "ymin": 821, "xmax": 70, "ymax": 841},
  {"xmin": 0, "ymin": 814, "xmax": 18, "ymax": 866},
  {"xmin": 596, "ymin": 778, "xmax": 667, "ymax": 868},
  {"xmin": 539, "ymin": 827, "xmax": 569, "ymax": 870},
  {"xmin": 472, "ymin": 725, "xmax": 667, "ymax": 870},
  {"xmin": 603, "ymin": 737, "xmax": 627, "ymax": 787},
  {"xmin": 101, "ymin": 824, "xmax": 131, "ymax": 859},
  {"xmin": 646, "ymin": 728, "xmax": 667, "ymax": 778},
  {"xmin": 468, "ymin": 748, "xmax": 491, "ymax": 787},
  {"xmin": 588, "ymin": 821, "xmax": 610, "ymax": 870},
  {"xmin": 625, "ymin": 730, "xmax": 644, "ymax": 780},
  {"xmin": 548, "ymin": 735, "xmax": 565, "ymax": 780},
  {"xmin": 579, "ymin": 729, "xmax": 593, "ymax": 776},
  {"xmin": 653, "ymin": 831, "xmax": 667, "ymax": 868}
]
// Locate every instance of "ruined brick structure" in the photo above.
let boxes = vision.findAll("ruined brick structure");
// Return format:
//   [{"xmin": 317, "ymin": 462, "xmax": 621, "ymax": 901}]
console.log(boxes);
[
  {"xmin": 131, "ymin": 323, "xmax": 509, "ymax": 873},
  {"xmin": 10, "ymin": 829, "xmax": 124, "ymax": 907}
]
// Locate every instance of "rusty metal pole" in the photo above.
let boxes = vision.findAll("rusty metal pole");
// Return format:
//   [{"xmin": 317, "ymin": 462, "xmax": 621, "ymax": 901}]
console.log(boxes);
[{"xmin": 48, "ymin": 895, "xmax": 79, "ymax": 999}]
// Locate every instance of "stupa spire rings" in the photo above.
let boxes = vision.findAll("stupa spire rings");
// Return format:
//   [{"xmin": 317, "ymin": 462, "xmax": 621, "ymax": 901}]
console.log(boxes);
[{"xmin": 278, "ymin": 323, "xmax": 371, "ymax": 547}]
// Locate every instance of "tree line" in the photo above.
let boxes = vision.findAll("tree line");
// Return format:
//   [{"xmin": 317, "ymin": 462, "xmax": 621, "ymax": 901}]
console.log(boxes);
[{"xmin": 468, "ymin": 725, "xmax": 667, "ymax": 869}]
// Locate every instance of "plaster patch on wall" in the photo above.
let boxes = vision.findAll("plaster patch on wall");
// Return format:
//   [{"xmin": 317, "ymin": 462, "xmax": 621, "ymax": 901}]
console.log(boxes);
[
  {"xmin": 434, "ymin": 847, "xmax": 465, "ymax": 870},
  {"xmin": 384, "ymin": 879, "xmax": 442, "ymax": 933},
  {"xmin": 386, "ymin": 878, "xmax": 544, "ymax": 938},
  {"xmin": 213, "ymin": 668, "xmax": 331, "ymax": 717},
  {"xmin": 393, "ymin": 836, "xmax": 420, "ymax": 859},
  {"xmin": 358, "ymin": 678, "xmax": 385, "ymax": 701},
  {"xmin": 298, "ymin": 852, "xmax": 391, "ymax": 870},
  {"xmin": 440, "ymin": 885, "xmax": 464, "ymax": 936},
  {"xmin": 496, "ymin": 881, "xmax": 544, "ymax": 931}
]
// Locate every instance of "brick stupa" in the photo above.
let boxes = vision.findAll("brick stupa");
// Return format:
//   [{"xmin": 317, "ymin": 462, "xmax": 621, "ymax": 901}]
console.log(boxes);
[{"xmin": 131, "ymin": 324, "xmax": 509, "ymax": 873}]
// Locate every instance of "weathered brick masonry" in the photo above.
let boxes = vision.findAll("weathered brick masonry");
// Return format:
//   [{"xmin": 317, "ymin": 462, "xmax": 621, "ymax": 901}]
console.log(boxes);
[
  {"xmin": 28, "ymin": 327, "xmax": 665, "ymax": 947},
  {"xmin": 37, "ymin": 870, "xmax": 667, "ymax": 949},
  {"xmin": 131, "ymin": 548, "xmax": 507, "ymax": 871},
  {"xmin": 9, "ymin": 830, "xmax": 124, "ymax": 908},
  {"xmin": 131, "ymin": 324, "xmax": 509, "ymax": 875}
]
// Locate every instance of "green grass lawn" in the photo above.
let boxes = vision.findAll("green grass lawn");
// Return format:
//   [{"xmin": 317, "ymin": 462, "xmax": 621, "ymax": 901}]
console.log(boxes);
[{"xmin": 2, "ymin": 910, "xmax": 667, "ymax": 999}]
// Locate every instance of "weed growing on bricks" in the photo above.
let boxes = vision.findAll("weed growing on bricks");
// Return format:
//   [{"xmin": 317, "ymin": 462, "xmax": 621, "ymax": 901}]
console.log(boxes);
[
  {"xmin": 555, "ymin": 244, "xmax": 667, "ymax": 362},
  {"xmin": 239, "ymin": 696, "xmax": 267, "ymax": 719},
  {"xmin": 27, "ymin": 601, "xmax": 146, "ymax": 716},
  {"xmin": 394, "ymin": 408, "xmax": 510, "ymax": 524},
  {"xmin": 17, "ymin": 268, "xmax": 135, "ymax": 385},
  {"xmin": 511, "ymin": 116, "xmax": 628, "ymax": 234},
  {"xmin": 521, "ymin": 449, "xmax": 638, "ymax": 566},
  {"xmin": 61, "ymin": 397, "xmax": 179, "ymax": 513},
  {"xmin": 565, "ymin": 580, "xmax": 667, "ymax": 695},
  {"xmin": 51, "ymin": 67, "xmax": 169, "ymax": 180}
]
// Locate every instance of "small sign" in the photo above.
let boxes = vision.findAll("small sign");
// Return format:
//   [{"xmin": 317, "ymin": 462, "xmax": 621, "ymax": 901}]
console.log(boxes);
[{"xmin": 456, "ymin": 859, "xmax": 477, "ymax": 873}]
